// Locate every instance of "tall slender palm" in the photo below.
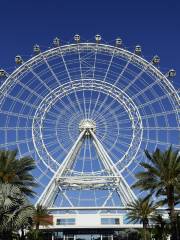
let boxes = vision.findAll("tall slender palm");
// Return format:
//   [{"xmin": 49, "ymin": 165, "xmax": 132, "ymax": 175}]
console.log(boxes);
[
  {"xmin": 151, "ymin": 214, "xmax": 169, "ymax": 240},
  {"xmin": 133, "ymin": 146, "xmax": 180, "ymax": 240},
  {"xmin": 33, "ymin": 204, "xmax": 53, "ymax": 230},
  {"xmin": 177, "ymin": 213, "xmax": 180, "ymax": 239},
  {"xmin": 126, "ymin": 195, "xmax": 159, "ymax": 240},
  {"xmin": 26, "ymin": 204, "xmax": 53, "ymax": 240},
  {"xmin": 0, "ymin": 149, "xmax": 37, "ymax": 197}
]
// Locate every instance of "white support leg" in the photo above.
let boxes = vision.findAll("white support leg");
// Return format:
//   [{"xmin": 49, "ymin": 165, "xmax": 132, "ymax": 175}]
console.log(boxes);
[
  {"xmin": 36, "ymin": 130, "xmax": 86, "ymax": 206},
  {"xmin": 90, "ymin": 129, "xmax": 137, "ymax": 205}
]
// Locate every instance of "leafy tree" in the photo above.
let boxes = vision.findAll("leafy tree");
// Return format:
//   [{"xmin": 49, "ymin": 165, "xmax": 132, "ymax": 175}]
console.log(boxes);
[
  {"xmin": 126, "ymin": 195, "xmax": 159, "ymax": 240},
  {"xmin": 133, "ymin": 146, "xmax": 180, "ymax": 240},
  {"xmin": 0, "ymin": 149, "xmax": 37, "ymax": 197}
]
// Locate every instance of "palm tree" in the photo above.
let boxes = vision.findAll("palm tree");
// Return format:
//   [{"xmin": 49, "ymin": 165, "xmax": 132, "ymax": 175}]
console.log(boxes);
[
  {"xmin": 151, "ymin": 214, "xmax": 170, "ymax": 240},
  {"xmin": 177, "ymin": 213, "xmax": 180, "ymax": 239},
  {"xmin": 133, "ymin": 146, "xmax": 180, "ymax": 240},
  {"xmin": 26, "ymin": 204, "xmax": 53, "ymax": 240},
  {"xmin": 0, "ymin": 149, "xmax": 37, "ymax": 197},
  {"xmin": 0, "ymin": 183, "xmax": 34, "ymax": 239},
  {"xmin": 33, "ymin": 204, "xmax": 53, "ymax": 230},
  {"xmin": 126, "ymin": 195, "xmax": 159, "ymax": 240}
]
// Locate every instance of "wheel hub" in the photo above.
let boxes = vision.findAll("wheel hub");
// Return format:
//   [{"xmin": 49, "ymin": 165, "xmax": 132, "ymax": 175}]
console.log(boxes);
[{"xmin": 79, "ymin": 119, "xmax": 96, "ymax": 134}]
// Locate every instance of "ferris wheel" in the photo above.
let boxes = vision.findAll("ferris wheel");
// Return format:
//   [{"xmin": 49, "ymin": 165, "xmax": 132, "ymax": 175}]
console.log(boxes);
[{"xmin": 0, "ymin": 35, "xmax": 179, "ymax": 211}]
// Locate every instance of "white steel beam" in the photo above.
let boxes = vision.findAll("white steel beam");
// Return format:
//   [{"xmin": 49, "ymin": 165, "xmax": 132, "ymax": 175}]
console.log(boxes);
[
  {"xmin": 48, "ymin": 206, "xmax": 180, "ymax": 211},
  {"xmin": 90, "ymin": 129, "xmax": 137, "ymax": 204},
  {"xmin": 36, "ymin": 129, "xmax": 86, "ymax": 206},
  {"xmin": 37, "ymin": 126, "xmax": 137, "ymax": 209}
]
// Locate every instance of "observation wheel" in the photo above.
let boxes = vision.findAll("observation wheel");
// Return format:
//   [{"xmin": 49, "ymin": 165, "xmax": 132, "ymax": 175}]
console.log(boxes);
[{"xmin": 0, "ymin": 35, "xmax": 179, "ymax": 211}]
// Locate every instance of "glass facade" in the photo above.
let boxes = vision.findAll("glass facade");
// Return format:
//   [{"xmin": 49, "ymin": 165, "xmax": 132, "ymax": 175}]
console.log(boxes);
[
  {"xmin": 75, "ymin": 234, "xmax": 100, "ymax": 240},
  {"xmin": 55, "ymin": 234, "xmax": 113, "ymax": 240},
  {"xmin": 52, "ymin": 230, "xmax": 114, "ymax": 240},
  {"xmin": 56, "ymin": 218, "xmax": 76, "ymax": 225},
  {"xmin": 43, "ymin": 229, "xmax": 140, "ymax": 240},
  {"xmin": 101, "ymin": 218, "xmax": 120, "ymax": 225}
]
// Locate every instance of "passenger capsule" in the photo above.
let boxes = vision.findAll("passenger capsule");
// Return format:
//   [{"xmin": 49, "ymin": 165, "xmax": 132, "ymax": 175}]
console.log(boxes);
[
  {"xmin": 33, "ymin": 44, "xmax": 40, "ymax": 54},
  {"xmin": 167, "ymin": 69, "xmax": 176, "ymax": 78},
  {"xmin": 116, "ymin": 38, "xmax": 122, "ymax": 47},
  {"xmin": 95, "ymin": 34, "xmax": 101, "ymax": 43},
  {"xmin": 15, "ymin": 55, "xmax": 23, "ymax": 64},
  {"xmin": 135, "ymin": 45, "xmax": 142, "ymax": 55},
  {"xmin": 0, "ymin": 69, "xmax": 7, "ymax": 78},
  {"xmin": 74, "ymin": 34, "xmax": 80, "ymax": 42},
  {"xmin": 53, "ymin": 37, "xmax": 60, "ymax": 46},
  {"xmin": 152, "ymin": 55, "xmax": 160, "ymax": 64}
]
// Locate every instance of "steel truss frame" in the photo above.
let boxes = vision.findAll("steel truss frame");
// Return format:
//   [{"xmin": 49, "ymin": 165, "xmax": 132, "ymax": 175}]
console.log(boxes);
[{"xmin": 36, "ymin": 124, "xmax": 137, "ymax": 208}]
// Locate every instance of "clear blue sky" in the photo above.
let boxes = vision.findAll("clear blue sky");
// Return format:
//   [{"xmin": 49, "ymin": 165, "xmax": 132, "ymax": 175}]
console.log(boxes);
[
  {"xmin": 0, "ymin": 0, "xmax": 179, "ymax": 205},
  {"xmin": 0, "ymin": 0, "xmax": 179, "ymax": 88}
]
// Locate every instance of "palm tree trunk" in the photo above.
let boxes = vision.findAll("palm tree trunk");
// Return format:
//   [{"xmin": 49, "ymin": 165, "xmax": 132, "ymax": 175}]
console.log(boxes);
[
  {"xmin": 167, "ymin": 185, "xmax": 178, "ymax": 240},
  {"xmin": 143, "ymin": 220, "xmax": 149, "ymax": 240},
  {"xmin": 36, "ymin": 222, "xmax": 39, "ymax": 230}
]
